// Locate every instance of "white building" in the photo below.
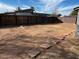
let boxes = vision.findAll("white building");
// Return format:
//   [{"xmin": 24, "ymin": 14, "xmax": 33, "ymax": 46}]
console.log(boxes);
[{"xmin": 74, "ymin": 7, "xmax": 79, "ymax": 37}]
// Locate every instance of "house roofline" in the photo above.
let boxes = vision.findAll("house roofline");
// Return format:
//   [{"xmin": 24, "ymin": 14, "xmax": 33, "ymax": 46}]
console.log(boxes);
[{"xmin": 74, "ymin": 6, "xmax": 79, "ymax": 11}]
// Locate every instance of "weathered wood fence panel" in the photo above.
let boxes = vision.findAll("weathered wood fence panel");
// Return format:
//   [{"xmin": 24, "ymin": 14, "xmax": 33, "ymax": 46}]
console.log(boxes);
[
  {"xmin": 0, "ymin": 15, "xmax": 62, "ymax": 26},
  {"xmin": 0, "ymin": 15, "xmax": 16, "ymax": 26}
]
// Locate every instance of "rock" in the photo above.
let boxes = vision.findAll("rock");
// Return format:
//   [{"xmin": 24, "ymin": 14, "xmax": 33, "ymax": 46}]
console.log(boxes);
[
  {"xmin": 40, "ymin": 44, "xmax": 52, "ymax": 49},
  {"xmin": 27, "ymin": 48, "xmax": 41, "ymax": 58},
  {"xmin": 19, "ymin": 26, "xmax": 24, "ymax": 29},
  {"xmin": 56, "ymin": 41, "xmax": 61, "ymax": 44},
  {"xmin": 45, "ymin": 52, "xmax": 60, "ymax": 57}
]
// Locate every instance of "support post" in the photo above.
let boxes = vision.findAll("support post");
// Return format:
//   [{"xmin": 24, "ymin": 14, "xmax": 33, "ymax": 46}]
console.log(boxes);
[{"xmin": 75, "ymin": 8, "xmax": 79, "ymax": 38}]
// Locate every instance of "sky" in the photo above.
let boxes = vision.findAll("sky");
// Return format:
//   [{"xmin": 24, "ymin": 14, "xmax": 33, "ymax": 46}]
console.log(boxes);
[{"xmin": 0, "ymin": 0, "xmax": 79, "ymax": 16}]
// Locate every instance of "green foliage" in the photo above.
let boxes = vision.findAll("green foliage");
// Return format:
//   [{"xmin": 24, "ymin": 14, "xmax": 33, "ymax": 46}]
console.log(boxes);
[
  {"xmin": 70, "ymin": 10, "xmax": 78, "ymax": 16},
  {"xmin": 48, "ymin": 14, "xmax": 61, "ymax": 17}
]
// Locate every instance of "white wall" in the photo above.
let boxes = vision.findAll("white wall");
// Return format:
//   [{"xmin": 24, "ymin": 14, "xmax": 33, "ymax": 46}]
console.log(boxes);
[
  {"xmin": 76, "ymin": 10, "xmax": 79, "ymax": 37},
  {"xmin": 77, "ymin": 10, "xmax": 79, "ymax": 25}
]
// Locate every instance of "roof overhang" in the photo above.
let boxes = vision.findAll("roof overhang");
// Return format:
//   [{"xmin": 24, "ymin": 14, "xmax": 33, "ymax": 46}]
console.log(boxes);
[{"xmin": 74, "ymin": 7, "xmax": 79, "ymax": 11}]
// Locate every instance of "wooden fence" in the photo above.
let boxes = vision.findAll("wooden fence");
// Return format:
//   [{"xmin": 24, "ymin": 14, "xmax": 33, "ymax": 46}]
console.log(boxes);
[{"xmin": 0, "ymin": 14, "xmax": 62, "ymax": 26}]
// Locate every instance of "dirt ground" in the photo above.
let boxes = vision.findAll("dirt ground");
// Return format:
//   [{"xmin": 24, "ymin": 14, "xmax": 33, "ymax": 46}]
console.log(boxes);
[{"xmin": 0, "ymin": 23, "xmax": 79, "ymax": 59}]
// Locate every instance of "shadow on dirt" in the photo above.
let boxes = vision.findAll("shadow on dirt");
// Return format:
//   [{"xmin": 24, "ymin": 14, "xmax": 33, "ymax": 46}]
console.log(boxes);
[{"xmin": 0, "ymin": 40, "xmax": 78, "ymax": 59}]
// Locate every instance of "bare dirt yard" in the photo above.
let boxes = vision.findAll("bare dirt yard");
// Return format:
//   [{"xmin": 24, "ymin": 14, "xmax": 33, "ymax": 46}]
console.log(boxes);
[{"xmin": 0, "ymin": 23, "xmax": 79, "ymax": 59}]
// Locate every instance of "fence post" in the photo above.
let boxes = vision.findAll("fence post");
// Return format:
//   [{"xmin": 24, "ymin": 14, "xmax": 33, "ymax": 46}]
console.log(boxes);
[{"xmin": 15, "ymin": 15, "xmax": 17, "ymax": 25}]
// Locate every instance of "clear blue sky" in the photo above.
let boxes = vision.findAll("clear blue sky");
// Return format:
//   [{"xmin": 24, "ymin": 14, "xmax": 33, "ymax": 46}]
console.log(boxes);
[{"xmin": 0, "ymin": 0, "xmax": 79, "ymax": 16}]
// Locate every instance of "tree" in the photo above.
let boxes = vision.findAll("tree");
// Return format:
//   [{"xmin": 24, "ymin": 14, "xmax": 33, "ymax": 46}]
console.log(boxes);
[
  {"xmin": 30, "ymin": 6, "xmax": 35, "ymax": 13},
  {"xmin": 70, "ymin": 10, "xmax": 78, "ymax": 16},
  {"xmin": 57, "ymin": 14, "xmax": 62, "ymax": 17},
  {"xmin": 48, "ymin": 13, "xmax": 62, "ymax": 17},
  {"xmin": 31, "ymin": 7, "xmax": 35, "ymax": 11},
  {"xmin": 49, "ymin": 7, "xmax": 62, "ymax": 17}
]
